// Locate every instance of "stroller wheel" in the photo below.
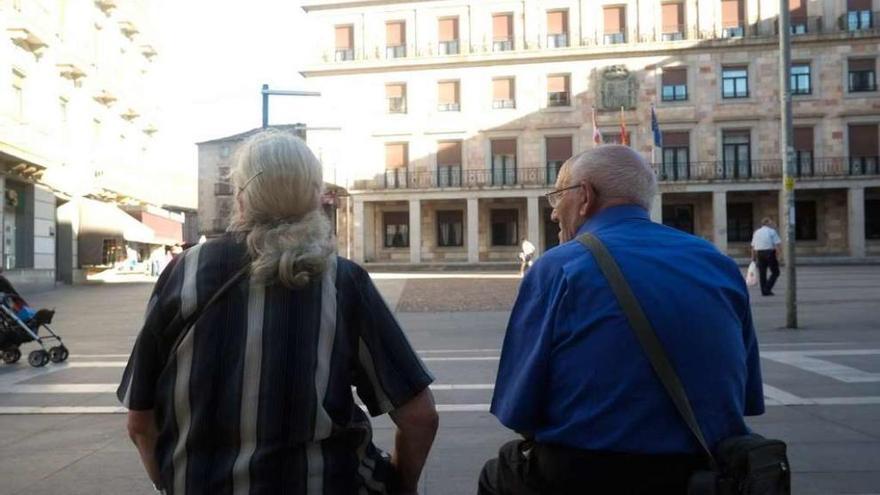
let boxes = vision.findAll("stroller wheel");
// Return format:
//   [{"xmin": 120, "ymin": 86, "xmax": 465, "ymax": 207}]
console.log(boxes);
[
  {"xmin": 49, "ymin": 345, "xmax": 69, "ymax": 363},
  {"xmin": 2, "ymin": 348, "xmax": 21, "ymax": 364},
  {"xmin": 28, "ymin": 350, "xmax": 49, "ymax": 368}
]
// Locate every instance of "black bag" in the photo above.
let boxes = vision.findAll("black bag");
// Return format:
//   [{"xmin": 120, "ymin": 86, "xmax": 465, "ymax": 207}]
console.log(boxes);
[{"xmin": 577, "ymin": 233, "xmax": 791, "ymax": 495}]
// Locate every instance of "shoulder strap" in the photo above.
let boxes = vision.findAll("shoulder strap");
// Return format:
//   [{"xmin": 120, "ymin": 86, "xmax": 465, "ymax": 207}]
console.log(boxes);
[
  {"xmin": 576, "ymin": 233, "xmax": 718, "ymax": 469},
  {"xmin": 167, "ymin": 264, "xmax": 250, "ymax": 357}
]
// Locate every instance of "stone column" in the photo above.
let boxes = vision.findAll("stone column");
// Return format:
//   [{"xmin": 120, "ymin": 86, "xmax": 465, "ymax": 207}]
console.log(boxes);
[
  {"xmin": 712, "ymin": 190, "xmax": 728, "ymax": 254},
  {"xmin": 650, "ymin": 192, "xmax": 663, "ymax": 223},
  {"xmin": 527, "ymin": 195, "xmax": 540, "ymax": 253},
  {"xmin": 409, "ymin": 199, "xmax": 421, "ymax": 264},
  {"xmin": 467, "ymin": 197, "xmax": 479, "ymax": 263},
  {"xmin": 353, "ymin": 199, "xmax": 365, "ymax": 263},
  {"xmin": 848, "ymin": 186, "xmax": 866, "ymax": 259}
]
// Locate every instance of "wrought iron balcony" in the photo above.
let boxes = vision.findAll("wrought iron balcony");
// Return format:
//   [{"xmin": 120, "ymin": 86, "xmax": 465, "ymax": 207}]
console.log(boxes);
[
  {"xmin": 492, "ymin": 38, "xmax": 513, "ymax": 52},
  {"xmin": 841, "ymin": 10, "xmax": 876, "ymax": 31},
  {"xmin": 335, "ymin": 48, "xmax": 354, "ymax": 61},
  {"xmin": 438, "ymin": 40, "xmax": 460, "ymax": 55},
  {"xmin": 546, "ymin": 33, "xmax": 568, "ymax": 48}
]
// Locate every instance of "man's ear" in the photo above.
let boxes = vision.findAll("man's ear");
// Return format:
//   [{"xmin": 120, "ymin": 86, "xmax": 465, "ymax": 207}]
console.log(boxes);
[{"xmin": 578, "ymin": 183, "xmax": 592, "ymax": 217}]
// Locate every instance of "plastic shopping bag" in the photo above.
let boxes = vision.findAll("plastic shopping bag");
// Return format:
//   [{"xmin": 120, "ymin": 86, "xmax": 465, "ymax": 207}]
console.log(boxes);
[{"xmin": 746, "ymin": 261, "xmax": 759, "ymax": 287}]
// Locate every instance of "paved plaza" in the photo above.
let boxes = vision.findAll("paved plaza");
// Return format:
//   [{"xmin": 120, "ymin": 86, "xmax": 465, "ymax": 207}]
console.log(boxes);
[{"xmin": 0, "ymin": 266, "xmax": 879, "ymax": 494}]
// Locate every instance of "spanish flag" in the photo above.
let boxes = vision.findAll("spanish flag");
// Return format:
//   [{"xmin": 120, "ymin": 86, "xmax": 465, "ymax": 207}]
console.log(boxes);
[{"xmin": 620, "ymin": 107, "xmax": 629, "ymax": 146}]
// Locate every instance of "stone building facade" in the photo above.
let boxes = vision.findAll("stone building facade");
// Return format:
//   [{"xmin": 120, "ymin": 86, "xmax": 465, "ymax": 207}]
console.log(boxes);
[
  {"xmin": 301, "ymin": 0, "xmax": 880, "ymax": 265},
  {"xmin": 1, "ymin": 0, "xmax": 181, "ymax": 289}
]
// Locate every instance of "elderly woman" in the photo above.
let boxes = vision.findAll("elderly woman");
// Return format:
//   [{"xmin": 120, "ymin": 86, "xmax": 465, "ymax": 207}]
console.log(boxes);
[{"xmin": 118, "ymin": 130, "xmax": 438, "ymax": 495}]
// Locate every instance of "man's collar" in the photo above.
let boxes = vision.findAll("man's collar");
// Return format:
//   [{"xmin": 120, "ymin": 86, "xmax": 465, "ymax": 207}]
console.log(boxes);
[{"xmin": 576, "ymin": 204, "xmax": 650, "ymax": 236}]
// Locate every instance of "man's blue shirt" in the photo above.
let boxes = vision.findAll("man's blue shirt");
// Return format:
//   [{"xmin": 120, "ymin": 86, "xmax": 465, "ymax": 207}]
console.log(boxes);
[{"xmin": 491, "ymin": 205, "xmax": 764, "ymax": 454}]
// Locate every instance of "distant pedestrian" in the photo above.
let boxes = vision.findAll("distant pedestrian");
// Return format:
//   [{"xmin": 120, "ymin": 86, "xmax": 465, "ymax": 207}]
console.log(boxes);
[
  {"xmin": 519, "ymin": 238, "xmax": 536, "ymax": 276},
  {"xmin": 751, "ymin": 217, "xmax": 782, "ymax": 296},
  {"xmin": 118, "ymin": 130, "xmax": 438, "ymax": 494}
]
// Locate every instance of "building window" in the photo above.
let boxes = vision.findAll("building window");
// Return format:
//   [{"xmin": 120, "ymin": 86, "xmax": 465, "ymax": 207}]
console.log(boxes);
[
  {"xmin": 721, "ymin": 0, "xmax": 745, "ymax": 37},
  {"xmin": 793, "ymin": 127, "xmax": 814, "ymax": 176},
  {"xmin": 662, "ymin": 205, "xmax": 695, "ymax": 234},
  {"xmin": 722, "ymin": 130, "xmax": 751, "ymax": 179},
  {"xmin": 603, "ymin": 6, "xmax": 626, "ymax": 44},
  {"xmin": 795, "ymin": 201, "xmax": 817, "ymax": 241},
  {"xmin": 791, "ymin": 63, "xmax": 811, "ymax": 95},
  {"xmin": 849, "ymin": 58, "xmax": 877, "ymax": 93},
  {"xmin": 437, "ymin": 80, "xmax": 460, "ymax": 112},
  {"xmin": 848, "ymin": 124, "xmax": 879, "ymax": 175},
  {"xmin": 547, "ymin": 74, "xmax": 570, "ymax": 107},
  {"xmin": 437, "ymin": 210, "xmax": 463, "ymax": 247},
  {"xmin": 727, "ymin": 203, "xmax": 754, "ymax": 242},
  {"xmin": 384, "ymin": 212, "xmax": 409, "ymax": 248},
  {"xmin": 546, "ymin": 136, "xmax": 572, "ymax": 184},
  {"xmin": 11, "ymin": 70, "xmax": 24, "ymax": 120},
  {"xmin": 493, "ymin": 13, "xmax": 514, "ymax": 51},
  {"xmin": 491, "ymin": 139, "xmax": 517, "ymax": 185},
  {"xmin": 790, "ymin": 0, "xmax": 808, "ymax": 33},
  {"xmin": 335, "ymin": 25, "xmax": 354, "ymax": 61},
  {"xmin": 386, "ymin": 83, "xmax": 406, "ymax": 114},
  {"xmin": 661, "ymin": 2, "xmax": 685, "ymax": 40},
  {"xmin": 385, "ymin": 21, "xmax": 406, "ymax": 58},
  {"xmin": 384, "ymin": 142, "xmax": 408, "ymax": 188},
  {"xmin": 866, "ymin": 199, "xmax": 880, "ymax": 239},
  {"xmin": 661, "ymin": 131, "xmax": 689, "ymax": 180},
  {"xmin": 722, "ymin": 67, "xmax": 749, "ymax": 99},
  {"xmin": 491, "ymin": 209, "xmax": 518, "ymax": 246},
  {"xmin": 492, "ymin": 77, "xmax": 515, "ymax": 109},
  {"xmin": 846, "ymin": 0, "xmax": 874, "ymax": 31},
  {"xmin": 438, "ymin": 17, "xmax": 460, "ymax": 55},
  {"xmin": 661, "ymin": 68, "xmax": 688, "ymax": 101},
  {"xmin": 547, "ymin": 10, "xmax": 568, "ymax": 48},
  {"xmin": 437, "ymin": 141, "xmax": 462, "ymax": 187}
]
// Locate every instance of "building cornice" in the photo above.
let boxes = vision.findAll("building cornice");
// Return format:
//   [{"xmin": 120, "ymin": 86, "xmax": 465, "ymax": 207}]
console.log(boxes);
[{"xmin": 301, "ymin": 0, "xmax": 437, "ymax": 12}]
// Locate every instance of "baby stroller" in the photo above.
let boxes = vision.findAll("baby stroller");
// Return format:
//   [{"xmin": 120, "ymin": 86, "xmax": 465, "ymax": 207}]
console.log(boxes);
[{"xmin": 0, "ymin": 292, "xmax": 67, "ymax": 367}]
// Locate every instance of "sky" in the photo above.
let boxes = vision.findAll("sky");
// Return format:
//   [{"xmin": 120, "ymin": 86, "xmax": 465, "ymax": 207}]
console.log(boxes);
[{"xmin": 152, "ymin": 0, "xmax": 324, "ymax": 206}]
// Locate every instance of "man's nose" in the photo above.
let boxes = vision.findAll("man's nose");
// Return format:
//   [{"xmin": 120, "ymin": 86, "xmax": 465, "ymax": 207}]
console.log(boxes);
[{"xmin": 550, "ymin": 208, "xmax": 560, "ymax": 223}]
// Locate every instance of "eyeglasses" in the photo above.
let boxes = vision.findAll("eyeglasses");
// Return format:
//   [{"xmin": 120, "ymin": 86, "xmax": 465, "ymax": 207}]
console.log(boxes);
[
  {"xmin": 237, "ymin": 170, "xmax": 264, "ymax": 194},
  {"xmin": 545, "ymin": 184, "xmax": 582, "ymax": 208}
]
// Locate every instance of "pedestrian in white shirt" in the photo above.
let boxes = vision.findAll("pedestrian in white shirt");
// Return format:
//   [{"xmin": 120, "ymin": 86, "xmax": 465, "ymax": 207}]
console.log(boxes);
[
  {"xmin": 751, "ymin": 217, "xmax": 782, "ymax": 296},
  {"xmin": 519, "ymin": 238, "xmax": 536, "ymax": 276}
]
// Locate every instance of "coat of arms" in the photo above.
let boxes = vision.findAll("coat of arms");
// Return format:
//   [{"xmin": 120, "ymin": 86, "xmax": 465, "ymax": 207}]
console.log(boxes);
[{"xmin": 597, "ymin": 65, "xmax": 638, "ymax": 111}]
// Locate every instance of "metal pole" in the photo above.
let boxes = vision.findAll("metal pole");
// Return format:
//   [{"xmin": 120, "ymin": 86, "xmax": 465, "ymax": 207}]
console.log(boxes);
[
  {"xmin": 261, "ymin": 83, "xmax": 269, "ymax": 128},
  {"xmin": 779, "ymin": 0, "xmax": 798, "ymax": 328}
]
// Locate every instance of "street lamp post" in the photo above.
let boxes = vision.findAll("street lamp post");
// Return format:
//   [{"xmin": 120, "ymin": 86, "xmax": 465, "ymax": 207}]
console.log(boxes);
[
  {"xmin": 779, "ymin": 0, "xmax": 798, "ymax": 328},
  {"xmin": 261, "ymin": 83, "xmax": 321, "ymax": 128}
]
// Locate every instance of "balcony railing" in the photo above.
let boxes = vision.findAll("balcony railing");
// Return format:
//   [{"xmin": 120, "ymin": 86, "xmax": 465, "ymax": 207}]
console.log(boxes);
[
  {"xmin": 387, "ymin": 97, "xmax": 407, "ymax": 113},
  {"xmin": 493, "ymin": 38, "xmax": 513, "ymax": 52},
  {"xmin": 386, "ymin": 45, "xmax": 406, "ymax": 58},
  {"xmin": 354, "ymin": 158, "xmax": 879, "ymax": 190},
  {"xmin": 335, "ymin": 48, "xmax": 354, "ymax": 61},
  {"xmin": 721, "ymin": 23, "xmax": 746, "ymax": 38},
  {"xmin": 437, "ymin": 102, "xmax": 460, "ymax": 112},
  {"xmin": 547, "ymin": 92, "xmax": 570, "ymax": 107},
  {"xmin": 493, "ymin": 99, "xmax": 515, "ymax": 109},
  {"xmin": 438, "ymin": 40, "xmax": 459, "ymax": 55},
  {"xmin": 546, "ymin": 33, "xmax": 568, "ymax": 48},
  {"xmin": 841, "ymin": 10, "xmax": 876, "ymax": 31},
  {"xmin": 654, "ymin": 157, "xmax": 880, "ymax": 182},
  {"xmin": 604, "ymin": 32, "xmax": 626, "ymax": 44},
  {"xmin": 661, "ymin": 26, "xmax": 685, "ymax": 41}
]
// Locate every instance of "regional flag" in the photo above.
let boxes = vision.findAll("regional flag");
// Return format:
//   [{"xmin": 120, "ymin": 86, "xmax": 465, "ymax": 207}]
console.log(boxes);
[{"xmin": 651, "ymin": 105, "xmax": 662, "ymax": 147}]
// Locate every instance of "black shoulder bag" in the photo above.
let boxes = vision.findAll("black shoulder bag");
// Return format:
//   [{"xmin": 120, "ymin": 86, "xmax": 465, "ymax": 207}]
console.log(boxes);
[{"xmin": 577, "ymin": 233, "xmax": 790, "ymax": 495}]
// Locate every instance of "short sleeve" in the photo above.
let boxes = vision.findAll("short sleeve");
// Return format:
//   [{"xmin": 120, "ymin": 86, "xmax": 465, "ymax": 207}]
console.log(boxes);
[
  {"xmin": 350, "ymin": 267, "xmax": 434, "ymax": 416},
  {"xmin": 772, "ymin": 229, "xmax": 782, "ymax": 245},
  {"xmin": 117, "ymin": 256, "xmax": 183, "ymax": 410},
  {"xmin": 491, "ymin": 263, "xmax": 566, "ymax": 433}
]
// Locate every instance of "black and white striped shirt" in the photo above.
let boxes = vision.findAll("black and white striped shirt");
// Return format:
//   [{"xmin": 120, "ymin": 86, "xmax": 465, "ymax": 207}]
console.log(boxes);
[{"xmin": 118, "ymin": 234, "xmax": 434, "ymax": 495}]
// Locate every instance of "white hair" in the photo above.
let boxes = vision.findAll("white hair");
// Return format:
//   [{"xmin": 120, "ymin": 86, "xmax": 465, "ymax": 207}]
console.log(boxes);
[
  {"xmin": 566, "ymin": 145, "xmax": 658, "ymax": 210},
  {"xmin": 227, "ymin": 130, "xmax": 335, "ymax": 289}
]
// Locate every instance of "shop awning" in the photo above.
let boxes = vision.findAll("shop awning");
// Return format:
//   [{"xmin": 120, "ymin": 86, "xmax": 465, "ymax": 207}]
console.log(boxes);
[{"xmin": 74, "ymin": 198, "xmax": 156, "ymax": 244}]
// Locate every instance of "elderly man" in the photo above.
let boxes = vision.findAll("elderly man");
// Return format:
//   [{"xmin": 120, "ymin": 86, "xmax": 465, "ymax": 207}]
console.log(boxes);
[
  {"xmin": 751, "ymin": 217, "xmax": 783, "ymax": 296},
  {"xmin": 479, "ymin": 146, "xmax": 765, "ymax": 494}
]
